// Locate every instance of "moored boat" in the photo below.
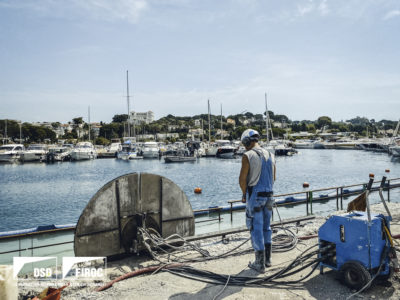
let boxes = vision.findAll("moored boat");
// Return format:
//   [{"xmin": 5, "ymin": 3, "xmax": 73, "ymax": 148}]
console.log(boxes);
[
  {"xmin": 20, "ymin": 144, "xmax": 48, "ymax": 162},
  {"xmin": 45, "ymin": 145, "xmax": 72, "ymax": 162},
  {"xmin": 215, "ymin": 140, "xmax": 236, "ymax": 159},
  {"xmin": 164, "ymin": 149, "xmax": 196, "ymax": 163},
  {"xmin": 0, "ymin": 144, "xmax": 25, "ymax": 163},
  {"xmin": 117, "ymin": 142, "xmax": 142, "ymax": 160},
  {"xmin": 142, "ymin": 141, "xmax": 159, "ymax": 159},
  {"xmin": 70, "ymin": 142, "xmax": 97, "ymax": 161}
]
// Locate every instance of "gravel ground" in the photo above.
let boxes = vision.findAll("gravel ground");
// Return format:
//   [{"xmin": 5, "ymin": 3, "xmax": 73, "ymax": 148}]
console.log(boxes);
[{"xmin": 19, "ymin": 202, "xmax": 400, "ymax": 300}]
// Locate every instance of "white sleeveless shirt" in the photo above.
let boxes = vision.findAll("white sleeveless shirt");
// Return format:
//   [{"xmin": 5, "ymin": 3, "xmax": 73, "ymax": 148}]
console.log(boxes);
[{"xmin": 244, "ymin": 146, "xmax": 275, "ymax": 187}]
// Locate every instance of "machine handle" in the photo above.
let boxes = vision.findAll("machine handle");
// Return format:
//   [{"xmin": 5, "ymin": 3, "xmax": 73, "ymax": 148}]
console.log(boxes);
[
  {"xmin": 380, "ymin": 176, "xmax": 387, "ymax": 188},
  {"xmin": 366, "ymin": 178, "xmax": 374, "ymax": 191}
]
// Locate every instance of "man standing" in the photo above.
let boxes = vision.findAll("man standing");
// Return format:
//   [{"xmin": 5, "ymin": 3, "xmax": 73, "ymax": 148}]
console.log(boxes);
[{"xmin": 239, "ymin": 129, "xmax": 276, "ymax": 273}]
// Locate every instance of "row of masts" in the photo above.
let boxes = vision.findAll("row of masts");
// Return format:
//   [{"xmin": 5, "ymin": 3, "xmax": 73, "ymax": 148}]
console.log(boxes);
[{"xmin": 123, "ymin": 70, "xmax": 273, "ymax": 142}]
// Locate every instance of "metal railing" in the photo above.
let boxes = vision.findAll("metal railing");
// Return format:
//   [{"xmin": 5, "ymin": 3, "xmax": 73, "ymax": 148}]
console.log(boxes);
[
  {"xmin": 226, "ymin": 177, "xmax": 400, "ymax": 220},
  {"xmin": 1, "ymin": 177, "xmax": 399, "ymax": 257}
]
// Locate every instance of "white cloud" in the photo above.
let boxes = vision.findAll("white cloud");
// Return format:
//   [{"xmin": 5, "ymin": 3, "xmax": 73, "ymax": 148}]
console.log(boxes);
[
  {"xmin": 0, "ymin": 0, "xmax": 149, "ymax": 23},
  {"xmin": 297, "ymin": 1, "xmax": 314, "ymax": 17},
  {"xmin": 318, "ymin": 0, "xmax": 329, "ymax": 16},
  {"xmin": 383, "ymin": 9, "xmax": 400, "ymax": 20},
  {"xmin": 73, "ymin": 0, "xmax": 149, "ymax": 23}
]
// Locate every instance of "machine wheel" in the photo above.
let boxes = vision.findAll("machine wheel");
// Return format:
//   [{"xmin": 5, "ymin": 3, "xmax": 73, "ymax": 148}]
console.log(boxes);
[{"xmin": 340, "ymin": 261, "xmax": 372, "ymax": 291}]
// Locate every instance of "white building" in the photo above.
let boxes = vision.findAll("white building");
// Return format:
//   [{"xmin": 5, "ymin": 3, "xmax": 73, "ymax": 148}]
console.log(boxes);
[
  {"xmin": 156, "ymin": 133, "xmax": 179, "ymax": 140},
  {"xmin": 130, "ymin": 111, "xmax": 155, "ymax": 125},
  {"xmin": 188, "ymin": 128, "xmax": 204, "ymax": 136}
]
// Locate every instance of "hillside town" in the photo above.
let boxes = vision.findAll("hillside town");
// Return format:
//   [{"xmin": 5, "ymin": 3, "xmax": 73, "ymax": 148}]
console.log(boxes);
[{"xmin": 1, "ymin": 111, "xmax": 399, "ymax": 145}]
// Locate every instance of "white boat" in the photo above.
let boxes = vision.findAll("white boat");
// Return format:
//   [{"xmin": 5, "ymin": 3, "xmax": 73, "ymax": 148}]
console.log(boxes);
[
  {"xmin": 357, "ymin": 139, "xmax": 386, "ymax": 152},
  {"xmin": 117, "ymin": 142, "xmax": 142, "ymax": 160},
  {"xmin": 334, "ymin": 139, "xmax": 359, "ymax": 150},
  {"xmin": 142, "ymin": 142, "xmax": 159, "ymax": 159},
  {"xmin": 20, "ymin": 144, "xmax": 48, "ymax": 162},
  {"xmin": 274, "ymin": 143, "xmax": 297, "ymax": 156},
  {"xmin": 215, "ymin": 140, "xmax": 236, "ymax": 159},
  {"xmin": 312, "ymin": 139, "xmax": 335, "ymax": 149},
  {"xmin": 97, "ymin": 142, "xmax": 122, "ymax": 158},
  {"xmin": 70, "ymin": 142, "xmax": 97, "ymax": 161},
  {"xmin": 45, "ymin": 146, "xmax": 72, "ymax": 162},
  {"xmin": 205, "ymin": 143, "xmax": 218, "ymax": 157},
  {"xmin": 0, "ymin": 144, "xmax": 25, "ymax": 162},
  {"xmin": 293, "ymin": 139, "xmax": 315, "ymax": 149}
]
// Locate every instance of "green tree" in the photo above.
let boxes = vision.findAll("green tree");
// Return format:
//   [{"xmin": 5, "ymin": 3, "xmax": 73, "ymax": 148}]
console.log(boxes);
[
  {"xmin": 112, "ymin": 114, "xmax": 128, "ymax": 123},
  {"xmin": 95, "ymin": 136, "xmax": 110, "ymax": 145},
  {"xmin": 307, "ymin": 124, "xmax": 316, "ymax": 133},
  {"xmin": 72, "ymin": 117, "xmax": 84, "ymax": 125},
  {"xmin": 316, "ymin": 116, "xmax": 332, "ymax": 129},
  {"xmin": 51, "ymin": 122, "xmax": 61, "ymax": 129}
]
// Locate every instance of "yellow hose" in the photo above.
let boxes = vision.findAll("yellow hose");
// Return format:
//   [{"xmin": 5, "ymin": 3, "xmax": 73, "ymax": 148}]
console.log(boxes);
[{"xmin": 384, "ymin": 226, "xmax": 394, "ymax": 247}]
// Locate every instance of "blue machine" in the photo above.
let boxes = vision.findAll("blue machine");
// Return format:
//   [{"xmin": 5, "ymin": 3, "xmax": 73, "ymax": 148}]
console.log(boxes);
[{"xmin": 318, "ymin": 176, "xmax": 398, "ymax": 291}]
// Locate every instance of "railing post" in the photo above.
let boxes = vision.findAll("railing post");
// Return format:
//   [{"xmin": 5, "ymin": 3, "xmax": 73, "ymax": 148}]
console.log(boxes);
[
  {"xmin": 218, "ymin": 208, "xmax": 221, "ymax": 222},
  {"xmin": 336, "ymin": 188, "xmax": 339, "ymax": 211},
  {"xmin": 340, "ymin": 187, "xmax": 343, "ymax": 210},
  {"xmin": 387, "ymin": 179, "xmax": 390, "ymax": 202},
  {"xmin": 306, "ymin": 192, "xmax": 309, "ymax": 216},
  {"xmin": 309, "ymin": 191, "xmax": 313, "ymax": 215},
  {"xmin": 230, "ymin": 202, "xmax": 233, "ymax": 222}
]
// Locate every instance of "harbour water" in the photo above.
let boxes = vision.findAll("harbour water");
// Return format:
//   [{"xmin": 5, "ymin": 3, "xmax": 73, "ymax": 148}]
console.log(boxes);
[{"xmin": 1, "ymin": 149, "xmax": 400, "ymax": 232}]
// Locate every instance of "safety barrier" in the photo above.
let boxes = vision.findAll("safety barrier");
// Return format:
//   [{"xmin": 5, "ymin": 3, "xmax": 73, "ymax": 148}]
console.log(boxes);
[{"xmin": 1, "ymin": 177, "xmax": 399, "ymax": 256}]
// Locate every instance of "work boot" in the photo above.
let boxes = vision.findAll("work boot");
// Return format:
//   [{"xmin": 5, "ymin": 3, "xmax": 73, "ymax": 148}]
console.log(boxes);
[
  {"xmin": 265, "ymin": 243, "xmax": 272, "ymax": 267},
  {"xmin": 248, "ymin": 251, "xmax": 265, "ymax": 273}
]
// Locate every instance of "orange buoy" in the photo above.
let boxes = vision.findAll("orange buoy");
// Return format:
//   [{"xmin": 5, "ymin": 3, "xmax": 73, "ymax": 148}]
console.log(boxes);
[
  {"xmin": 303, "ymin": 182, "xmax": 309, "ymax": 188},
  {"xmin": 194, "ymin": 187, "xmax": 202, "ymax": 194},
  {"xmin": 385, "ymin": 169, "xmax": 390, "ymax": 173},
  {"xmin": 369, "ymin": 173, "xmax": 375, "ymax": 178}
]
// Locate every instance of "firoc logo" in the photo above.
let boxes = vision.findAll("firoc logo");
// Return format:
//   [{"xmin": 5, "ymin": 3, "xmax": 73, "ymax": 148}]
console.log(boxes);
[{"xmin": 62, "ymin": 257, "xmax": 106, "ymax": 279}]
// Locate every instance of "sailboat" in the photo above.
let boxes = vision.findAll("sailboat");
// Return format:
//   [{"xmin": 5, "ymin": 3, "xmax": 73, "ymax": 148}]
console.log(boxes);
[
  {"xmin": 263, "ymin": 93, "xmax": 296, "ymax": 156},
  {"xmin": 205, "ymin": 100, "xmax": 218, "ymax": 157},
  {"xmin": 70, "ymin": 107, "xmax": 97, "ymax": 161},
  {"xmin": 216, "ymin": 103, "xmax": 236, "ymax": 159},
  {"xmin": 389, "ymin": 120, "xmax": 400, "ymax": 156}
]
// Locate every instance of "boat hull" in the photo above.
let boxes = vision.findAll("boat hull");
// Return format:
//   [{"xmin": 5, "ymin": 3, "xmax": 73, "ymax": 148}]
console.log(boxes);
[
  {"xmin": 0, "ymin": 154, "xmax": 19, "ymax": 163},
  {"xmin": 21, "ymin": 152, "xmax": 44, "ymax": 162},
  {"xmin": 142, "ymin": 151, "xmax": 159, "ymax": 159},
  {"xmin": 70, "ymin": 151, "xmax": 96, "ymax": 161},
  {"xmin": 164, "ymin": 156, "xmax": 196, "ymax": 163}
]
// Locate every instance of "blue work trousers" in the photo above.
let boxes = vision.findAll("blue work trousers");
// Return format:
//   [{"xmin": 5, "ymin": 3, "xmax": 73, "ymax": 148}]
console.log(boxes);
[{"xmin": 246, "ymin": 200, "xmax": 272, "ymax": 251}]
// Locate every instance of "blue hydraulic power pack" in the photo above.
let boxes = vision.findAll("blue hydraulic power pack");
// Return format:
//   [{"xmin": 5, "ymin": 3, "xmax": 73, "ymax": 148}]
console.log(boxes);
[{"xmin": 318, "ymin": 176, "xmax": 398, "ymax": 291}]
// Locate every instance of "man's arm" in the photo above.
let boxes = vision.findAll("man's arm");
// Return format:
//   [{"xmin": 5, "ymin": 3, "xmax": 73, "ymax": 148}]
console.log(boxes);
[{"xmin": 239, "ymin": 155, "xmax": 250, "ymax": 202}]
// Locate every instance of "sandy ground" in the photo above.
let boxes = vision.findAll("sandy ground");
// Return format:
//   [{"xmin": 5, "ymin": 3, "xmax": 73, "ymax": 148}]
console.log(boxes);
[{"xmin": 19, "ymin": 202, "xmax": 400, "ymax": 300}]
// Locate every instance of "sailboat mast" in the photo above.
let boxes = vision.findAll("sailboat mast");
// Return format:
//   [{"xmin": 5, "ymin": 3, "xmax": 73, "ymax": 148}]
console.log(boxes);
[
  {"xmin": 265, "ymin": 93, "xmax": 269, "ymax": 143},
  {"xmin": 208, "ymin": 99, "xmax": 211, "ymax": 142},
  {"xmin": 4, "ymin": 119, "xmax": 7, "ymax": 144},
  {"xmin": 201, "ymin": 119, "xmax": 204, "ymax": 141},
  {"xmin": 88, "ymin": 106, "xmax": 91, "ymax": 141},
  {"xmin": 126, "ymin": 70, "xmax": 131, "ymax": 137},
  {"xmin": 220, "ymin": 104, "xmax": 223, "ymax": 139}
]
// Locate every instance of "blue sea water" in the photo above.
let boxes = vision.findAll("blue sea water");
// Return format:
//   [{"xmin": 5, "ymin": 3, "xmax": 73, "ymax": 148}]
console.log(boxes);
[{"xmin": 1, "ymin": 149, "xmax": 400, "ymax": 232}]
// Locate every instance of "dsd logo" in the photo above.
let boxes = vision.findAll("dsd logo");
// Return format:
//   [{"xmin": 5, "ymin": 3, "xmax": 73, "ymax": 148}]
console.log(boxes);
[{"xmin": 13, "ymin": 257, "xmax": 57, "ymax": 280}]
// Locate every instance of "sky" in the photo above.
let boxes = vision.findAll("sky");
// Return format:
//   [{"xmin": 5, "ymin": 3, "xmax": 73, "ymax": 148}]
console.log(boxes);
[{"xmin": 0, "ymin": 0, "xmax": 399, "ymax": 123}]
